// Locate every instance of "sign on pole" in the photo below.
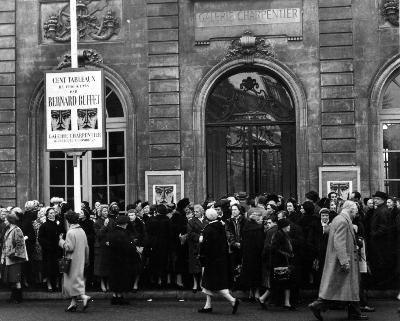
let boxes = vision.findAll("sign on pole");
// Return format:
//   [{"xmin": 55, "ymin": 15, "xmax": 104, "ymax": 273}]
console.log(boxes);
[{"xmin": 45, "ymin": 69, "xmax": 105, "ymax": 151}]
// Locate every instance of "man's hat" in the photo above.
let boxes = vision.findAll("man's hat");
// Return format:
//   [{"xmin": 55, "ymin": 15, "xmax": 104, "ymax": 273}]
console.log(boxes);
[{"xmin": 372, "ymin": 191, "xmax": 388, "ymax": 200}]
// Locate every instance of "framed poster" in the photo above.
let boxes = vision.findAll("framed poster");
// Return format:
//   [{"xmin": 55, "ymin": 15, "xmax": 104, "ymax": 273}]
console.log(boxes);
[
  {"xmin": 319, "ymin": 166, "xmax": 360, "ymax": 199},
  {"xmin": 45, "ymin": 68, "xmax": 105, "ymax": 151},
  {"xmin": 145, "ymin": 171, "xmax": 184, "ymax": 205},
  {"xmin": 152, "ymin": 184, "xmax": 177, "ymax": 205},
  {"xmin": 327, "ymin": 181, "xmax": 353, "ymax": 200}
]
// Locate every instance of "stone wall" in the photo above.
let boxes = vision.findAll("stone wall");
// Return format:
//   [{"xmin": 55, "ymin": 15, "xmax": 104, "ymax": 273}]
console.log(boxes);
[{"xmin": 0, "ymin": 0, "xmax": 16, "ymax": 207}]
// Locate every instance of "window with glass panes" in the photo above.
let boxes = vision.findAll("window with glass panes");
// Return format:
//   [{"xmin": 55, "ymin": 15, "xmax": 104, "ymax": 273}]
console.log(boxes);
[
  {"xmin": 381, "ymin": 70, "xmax": 400, "ymax": 196},
  {"xmin": 46, "ymin": 84, "xmax": 126, "ymax": 210}
]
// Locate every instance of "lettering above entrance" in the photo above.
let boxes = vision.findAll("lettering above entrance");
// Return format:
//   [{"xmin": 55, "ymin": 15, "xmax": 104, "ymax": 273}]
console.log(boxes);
[
  {"xmin": 194, "ymin": 0, "xmax": 303, "ymax": 45},
  {"xmin": 41, "ymin": 0, "xmax": 122, "ymax": 44}
]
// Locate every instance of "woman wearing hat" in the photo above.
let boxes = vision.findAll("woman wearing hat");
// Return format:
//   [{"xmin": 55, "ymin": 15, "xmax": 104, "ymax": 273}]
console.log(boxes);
[
  {"xmin": 146, "ymin": 204, "xmax": 171, "ymax": 287},
  {"xmin": 108, "ymin": 215, "xmax": 136, "ymax": 305},
  {"xmin": 59, "ymin": 211, "xmax": 92, "ymax": 312},
  {"xmin": 93, "ymin": 204, "xmax": 111, "ymax": 292},
  {"xmin": 38, "ymin": 207, "xmax": 63, "ymax": 292},
  {"xmin": 1, "ymin": 212, "xmax": 27, "ymax": 303},
  {"xmin": 271, "ymin": 218, "xmax": 295, "ymax": 310},
  {"xmin": 198, "ymin": 208, "xmax": 240, "ymax": 314}
]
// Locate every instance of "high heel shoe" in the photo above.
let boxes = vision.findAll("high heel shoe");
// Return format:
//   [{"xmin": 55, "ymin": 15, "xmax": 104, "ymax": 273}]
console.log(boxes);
[
  {"xmin": 82, "ymin": 296, "xmax": 93, "ymax": 311},
  {"xmin": 257, "ymin": 298, "xmax": 268, "ymax": 310},
  {"xmin": 65, "ymin": 304, "xmax": 78, "ymax": 312}
]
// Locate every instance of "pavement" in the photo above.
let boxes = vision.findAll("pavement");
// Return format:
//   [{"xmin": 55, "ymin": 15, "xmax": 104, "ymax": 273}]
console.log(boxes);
[{"xmin": 0, "ymin": 299, "xmax": 399, "ymax": 321}]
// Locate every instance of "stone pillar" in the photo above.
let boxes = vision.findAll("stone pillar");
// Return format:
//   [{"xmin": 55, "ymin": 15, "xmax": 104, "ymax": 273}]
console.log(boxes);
[
  {"xmin": 319, "ymin": 0, "xmax": 356, "ymax": 166},
  {"xmin": 147, "ymin": 0, "xmax": 181, "ymax": 170},
  {"xmin": 0, "ymin": 0, "xmax": 16, "ymax": 207}
]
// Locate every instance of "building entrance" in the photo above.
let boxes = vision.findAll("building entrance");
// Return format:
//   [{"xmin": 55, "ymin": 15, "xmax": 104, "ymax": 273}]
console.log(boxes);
[{"xmin": 205, "ymin": 70, "xmax": 296, "ymax": 199}]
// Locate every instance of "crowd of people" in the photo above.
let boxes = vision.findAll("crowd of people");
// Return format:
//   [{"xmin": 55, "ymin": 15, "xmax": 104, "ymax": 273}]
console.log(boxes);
[{"xmin": 0, "ymin": 190, "xmax": 399, "ymax": 315}]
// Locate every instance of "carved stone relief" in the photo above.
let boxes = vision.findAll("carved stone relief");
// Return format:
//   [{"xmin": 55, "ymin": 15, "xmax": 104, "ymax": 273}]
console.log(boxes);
[
  {"xmin": 224, "ymin": 31, "xmax": 276, "ymax": 62},
  {"xmin": 56, "ymin": 49, "xmax": 104, "ymax": 69},
  {"xmin": 41, "ymin": 0, "xmax": 123, "ymax": 43},
  {"xmin": 380, "ymin": 0, "xmax": 399, "ymax": 27}
]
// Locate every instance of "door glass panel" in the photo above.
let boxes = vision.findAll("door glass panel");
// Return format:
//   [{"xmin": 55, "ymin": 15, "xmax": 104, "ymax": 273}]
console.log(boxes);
[
  {"xmin": 50, "ymin": 187, "xmax": 65, "ymax": 200},
  {"xmin": 109, "ymin": 186, "xmax": 125, "ymax": 209},
  {"xmin": 92, "ymin": 186, "xmax": 108, "ymax": 205},
  {"xmin": 109, "ymin": 159, "xmax": 125, "ymax": 184},
  {"xmin": 50, "ymin": 151, "xmax": 65, "ymax": 158},
  {"xmin": 382, "ymin": 73, "xmax": 400, "ymax": 109},
  {"xmin": 92, "ymin": 159, "xmax": 107, "ymax": 185},
  {"xmin": 109, "ymin": 132, "xmax": 124, "ymax": 157},
  {"xmin": 50, "ymin": 160, "xmax": 65, "ymax": 185},
  {"xmin": 92, "ymin": 134, "xmax": 107, "ymax": 158}
]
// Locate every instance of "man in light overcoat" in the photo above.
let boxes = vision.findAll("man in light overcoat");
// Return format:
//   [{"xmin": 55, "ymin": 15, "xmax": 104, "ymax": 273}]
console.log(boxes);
[{"xmin": 309, "ymin": 200, "xmax": 368, "ymax": 321}]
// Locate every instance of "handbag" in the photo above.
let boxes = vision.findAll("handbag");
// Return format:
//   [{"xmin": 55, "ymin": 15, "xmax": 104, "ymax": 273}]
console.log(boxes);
[
  {"xmin": 58, "ymin": 248, "xmax": 71, "ymax": 274},
  {"xmin": 273, "ymin": 266, "xmax": 291, "ymax": 282}
]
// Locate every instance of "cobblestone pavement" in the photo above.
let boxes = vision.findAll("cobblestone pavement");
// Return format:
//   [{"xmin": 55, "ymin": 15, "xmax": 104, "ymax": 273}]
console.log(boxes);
[{"xmin": 0, "ymin": 299, "xmax": 399, "ymax": 321}]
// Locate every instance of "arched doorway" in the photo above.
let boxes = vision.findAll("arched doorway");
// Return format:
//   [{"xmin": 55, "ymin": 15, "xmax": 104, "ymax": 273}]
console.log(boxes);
[
  {"xmin": 369, "ymin": 54, "xmax": 400, "ymax": 195},
  {"xmin": 193, "ymin": 57, "xmax": 308, "ymax": 203},
  {"xmin": 205, "ymin": 68, "xmax": 296, "ymax": 199}
]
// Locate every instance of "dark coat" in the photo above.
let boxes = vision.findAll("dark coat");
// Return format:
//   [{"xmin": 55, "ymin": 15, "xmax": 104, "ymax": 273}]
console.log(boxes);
[
  {"xmin": 225, "ymin": 215, "xmax": 245, "ymax": 252},
  {"xmin": 271, "ymin": 229, "xmax": 294, "ymax": 290},
  {"xmin": 108, "ymin": 226, "xmax": 137, "ymax": 292},
  {"xmin": 200, "ymin": 220, "xmax": 230, "ymax": 291},
  {"xmin": 127, "ymin": 218, "xmax": 147, "ymax": 273},
  {"xmin": 187, "ymin": 217, "xmax": 207, "ymax": 274},
  {"xmin": 21, "ymin": 210, "xmax": 37, "ymax": 254},
  {"xmin": 93, "ymin": 217, "xmax": 116, "ymax": 277},
  {"xmin": 146, "ymin": 214, "xmax": 170, "ymax": 276},
  {"xmin": 38, "ymin": 220, "xmax": 63, "ymax": 279},
  {"xmin": 169, "ymin": 210, "xmax": 188, "ymax": 273},
  {"xmin": 241, "ymin": 219, "xmax": 265, "ymax": 288},
  {"xmin": 367, "ymin": 203, "xmax": 395, "ymax": 283}
]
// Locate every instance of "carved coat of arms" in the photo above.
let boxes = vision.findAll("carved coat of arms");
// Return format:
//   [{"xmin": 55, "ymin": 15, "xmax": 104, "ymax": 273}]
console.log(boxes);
[{"xmin": 43, "ymin": 0, "xmax": 121, "ymax": 42}]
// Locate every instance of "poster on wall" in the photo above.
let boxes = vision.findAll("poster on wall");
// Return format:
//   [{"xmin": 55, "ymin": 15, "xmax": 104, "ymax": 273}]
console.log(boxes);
[
  {"xmin": 145, "ymin": 171, "xmax": 184, "ymax": 205},
  {"xmin": 45, "ymin": 69, "xmax": 105, "ymax": 151},
  {"xmin": 319, "ymin": 166, "xmax": 360, "ymax": 199},
  {"xmin": 153, "ymin": 184, "xmax": 177, "ymax": 205},
  {"xmin": 327, "ymin": 181, "xmax": 353, "ymax": 200}
]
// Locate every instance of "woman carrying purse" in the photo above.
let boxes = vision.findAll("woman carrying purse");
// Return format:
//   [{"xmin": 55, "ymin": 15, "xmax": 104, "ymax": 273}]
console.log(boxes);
[{"xmin": 271, "ymin": 218, "xmax": 295, "ymax": 310}]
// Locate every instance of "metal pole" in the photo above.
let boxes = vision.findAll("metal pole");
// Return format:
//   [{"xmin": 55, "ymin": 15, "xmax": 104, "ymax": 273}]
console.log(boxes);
[
  {"xmin": 70, "ymin": 0, "xmax": 81, "ymax": 213},
  {"xmin": 70, "ymin": 0, "xmax": 78, "ymax": 68}
]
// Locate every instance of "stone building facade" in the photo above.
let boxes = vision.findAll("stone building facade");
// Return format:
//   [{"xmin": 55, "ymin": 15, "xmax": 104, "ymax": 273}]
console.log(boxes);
[{"xmin": 0, "ymin": 0, "xmax": 398, "ymax": 207}]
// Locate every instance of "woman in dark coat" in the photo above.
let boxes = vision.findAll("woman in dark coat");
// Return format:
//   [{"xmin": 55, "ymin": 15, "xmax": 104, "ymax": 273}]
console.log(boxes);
[
  {"xmin": 271, "ymin": 218, "xmax": 295, "ymax": 310},
  {"xmin": 127, "ymin": 209, "xmax": 147, "ymax": 291},
  {"xmin": 38, "ymin": 207, "xmax": 63, "ymax": 292},
  {"xmin": 93, "ymin": 204, "xmax": 110, "ymax": 292},
  {"xmin": 146, "ymin": 204, "xmax": 171, "ymax": 286},
  {"xmin": 79, "ymin": 208, "xmax": 95, "ymax": 287},
  {"xmin": 198, "ymin": 208, "xmax": 240, "ymax": 314},
  {"xmin": 108, "ymin": 215, "xmax": 137, "ymax": 305},
  {"xmin": 187, "ymin": 204, "xmax": 207, "ymax": 292},
  {"xmin": 241, "ymin": 209, "xmax": 265, "ymax": 300},
  {"xmin": 169, "ymin": 198, "xmax": 189, "ymax": 288}
]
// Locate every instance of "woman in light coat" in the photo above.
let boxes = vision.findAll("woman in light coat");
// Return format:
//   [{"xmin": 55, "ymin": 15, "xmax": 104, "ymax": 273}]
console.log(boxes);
[
  {"xmin": 59, "ymin": 211, "xmax": 92, "ymax": 312},
  {"xmin": 1, "ymin": 212, "xmax": 27, "ymax": 303}
]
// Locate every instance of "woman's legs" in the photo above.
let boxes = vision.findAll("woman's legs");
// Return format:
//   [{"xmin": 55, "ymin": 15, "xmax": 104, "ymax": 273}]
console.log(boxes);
[
  {"xmin": 259, "ymin": 288, "xmax": 270, "ymax": 303},
  {"xmin": 204, "ymin": 294, "xmax": 212, "ymax": 308},
  {"xmin": 176, "ymin": 273, "xmax": 183, "ymax": 287},
  {"xmin": 101, "ymin": 277, "xmax": 107, "ymax": 292},
  {"xmin": 284, "ymin": 289, "xmax": 291, "ymax": 307},
  {"xmin": 133, "ymin": 274, "xmax": 140, "ymax": 290},
  {"xmin": 192, "ymin": 274, "xmax": 198, "ymax": 290},
  {"xmin": 219, "ymin": 289, "xmax": 236, "ymax": 304}
]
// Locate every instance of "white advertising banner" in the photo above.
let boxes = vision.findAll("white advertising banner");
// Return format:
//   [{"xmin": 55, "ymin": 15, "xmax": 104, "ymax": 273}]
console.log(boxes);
[{"xmin": 45, "ymin": 69, "xmax": 105, "ymax": 151}]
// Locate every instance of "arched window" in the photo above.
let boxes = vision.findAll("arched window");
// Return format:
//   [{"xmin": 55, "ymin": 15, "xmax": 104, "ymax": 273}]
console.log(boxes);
[
  {"xmin": 380, "ymin": 69, "xmax": 400, "ymax": 195},
  {"xmin": 43, "ymin": 81, "xmax": 127, "ymax": 209},
  {"xmin": 205, "ymin": 69, "xmax": 296, "ymax": 198}
]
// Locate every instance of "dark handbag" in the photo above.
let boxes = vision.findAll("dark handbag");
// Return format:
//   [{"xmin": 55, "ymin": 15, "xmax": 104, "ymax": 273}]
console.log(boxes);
[
  {"xmin": 273, "ymin": 266, "xmax": 291, "ymax": 282},
  {"xmin": 58, "ymin": 248, "xmax": 71, "ymax": 274}
]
